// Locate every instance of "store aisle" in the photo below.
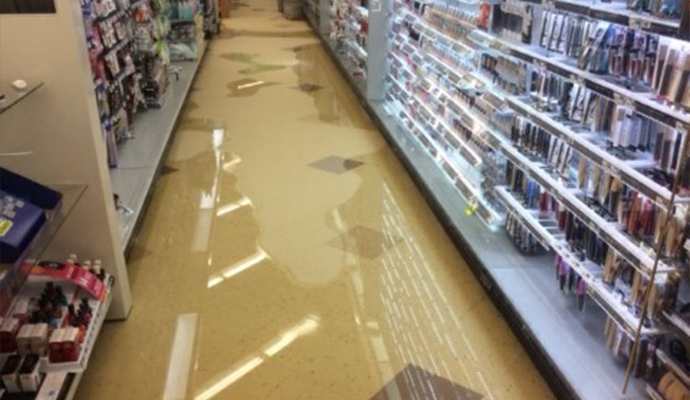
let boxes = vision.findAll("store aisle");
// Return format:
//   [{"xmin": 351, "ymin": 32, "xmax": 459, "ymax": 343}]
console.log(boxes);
[{"xmin": 76, "ymin": 2, "xmax": 555, "ymax": 399}]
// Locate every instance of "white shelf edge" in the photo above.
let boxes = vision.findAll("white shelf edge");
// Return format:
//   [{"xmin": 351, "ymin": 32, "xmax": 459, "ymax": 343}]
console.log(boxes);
[
  {"xmin": 386, "ymin": 93, "xmax": 503, "ymax": 227},
  {"xmin": 392, "ymin": 9, "xmax": 679, "ymax": 276},
  {"xmin": 407, "ymin": 5, "xmax": 690, "ymax": 128},
  {"xmin": 506, "ymin": 96, "xmax": 677, "ymax": 205},
  {"xmin": 495, "ymin": 186, "xmax": 661, "ymax": 337}
]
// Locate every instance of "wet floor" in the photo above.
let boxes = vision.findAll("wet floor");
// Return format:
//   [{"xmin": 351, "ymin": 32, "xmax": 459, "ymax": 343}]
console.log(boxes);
[{"xmin": 75, "ymin": 2, "xmax": 556, "ymax": 399}]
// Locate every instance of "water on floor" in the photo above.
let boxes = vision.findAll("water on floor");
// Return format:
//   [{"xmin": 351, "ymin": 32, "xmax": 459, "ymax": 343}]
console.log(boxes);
[{"xmin": 75, "ymin": 2, "xmax": 556, "ymax": 399}]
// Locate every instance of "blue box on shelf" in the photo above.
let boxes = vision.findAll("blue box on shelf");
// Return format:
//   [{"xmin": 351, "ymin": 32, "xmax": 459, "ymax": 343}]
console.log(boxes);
[{"xmin": 0, "ymin": 189, "xmax": 46, "ymax": 264}]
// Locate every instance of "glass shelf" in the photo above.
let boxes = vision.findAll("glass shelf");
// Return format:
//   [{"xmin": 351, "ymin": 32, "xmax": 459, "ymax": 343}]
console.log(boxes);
[
  {"xmin": 0, "ymin": 183, "xmax": 88, "ymax": 315},
  {"xmin": 0, "ymin": 81, "xmax": 45, "ymax": 116}
]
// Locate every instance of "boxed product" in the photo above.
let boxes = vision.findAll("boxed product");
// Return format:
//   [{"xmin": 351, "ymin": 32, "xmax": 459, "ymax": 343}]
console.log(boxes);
[{"xmin": 0, "ymin": 189, "xmax": 46, "ymax": 264}]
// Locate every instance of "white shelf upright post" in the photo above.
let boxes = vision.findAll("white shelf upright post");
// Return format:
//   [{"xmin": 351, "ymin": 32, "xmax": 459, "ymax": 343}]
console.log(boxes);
[{"xmin": 366, "ymin": 0, "xmax": 391, "ymax": 100}]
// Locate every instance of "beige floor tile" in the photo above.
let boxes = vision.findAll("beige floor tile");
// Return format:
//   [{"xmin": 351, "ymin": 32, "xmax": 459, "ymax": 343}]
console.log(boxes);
[{"xmin": 75, "ymin": 2, "xmax": 556, "ymax": 399}]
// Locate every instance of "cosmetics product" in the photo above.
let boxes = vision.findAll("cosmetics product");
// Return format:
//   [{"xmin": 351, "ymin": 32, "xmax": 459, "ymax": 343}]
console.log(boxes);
[
  {"xmin": 0, "ymin": 318, "xmax": 19, "ymax": 353},
  {"xmin": 18, "ymin": 355, "xmax": 41, "ymax": 392},
  {"xmin": 30, "ymin": 323, "xmax": 48, "ymax": 356},
  {"xmin": 1, "ymin": 355, "xmax": 22, "ymax": 393},
  {"xmin": 16, "ymin": 324, "xmax": 34, "ymax": 356},
  {"xmin": 61, "ymin": 327, "xmax": 81, "ymax": 362},
  {"xmin": 48, "ymin": 329, "xmax": 65, "ymax": 363}
]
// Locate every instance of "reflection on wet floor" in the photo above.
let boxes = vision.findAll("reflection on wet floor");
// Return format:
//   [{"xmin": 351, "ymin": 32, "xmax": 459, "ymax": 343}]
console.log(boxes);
[
  {"xmin": 74, "ymin": 1, "xmax": 557, "ymax": 399},
  {"xmin": 370, "ymin": 364, "xmax": 484, "ymax": 400},
  {"xmin": 178, "ymin": 116, "xmax": 227, "ymax": 133},
  {"xmin": 227, "ymin": 78, "xmax": 278, "ymax": 97},
  {"xmin": 220, "ymin": 52, "xmax": 287, "ymax": 75},
  {"xmin": 292, "ymin": 44, "xmax": 371, "ymax": 129},
  {"xmin": 217, "ymin": 29, "xmax": 314, "ymax": 40},
  {"xmin": 293, "ymin": 83, "xmax": 323, "ymax": 93},
  {"xmin": 186, "ymin": 100, "xmax": 201, "ymax": 112},
  {"xmin": 229, "ymin": 1, "xmax": 249, "ymax": 9}
]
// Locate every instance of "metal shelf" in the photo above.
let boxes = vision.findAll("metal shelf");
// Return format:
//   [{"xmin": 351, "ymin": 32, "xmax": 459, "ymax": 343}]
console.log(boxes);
[
  {"xmin": 553, "ymin": 0, "xmax": 680, "ymax": 37},
  {"xmin": 0, "ymin": 82, "xmax": 44, "ymax": 116},
  {"xmin": 507, "ymin": 96, "xmax": 681, "ymax": 206},
  {"xmin": 386, "ymin": 92, "xmax": 503, "ymax": 227},
  {"xmin": 495, "ymin": 186, "xmax": 661, "ymax": 338},
  {"xmin": 411, "ymin": 6, "xmax": 690, "ymax": 129},
  {"xmin": 0, "ymin": 183, "xmax": 88, "ymax": 308}
]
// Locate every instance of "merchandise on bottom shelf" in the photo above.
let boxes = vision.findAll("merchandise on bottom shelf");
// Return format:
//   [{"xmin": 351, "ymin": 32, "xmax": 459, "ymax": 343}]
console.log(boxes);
[
  {"xmin": 0, "ymin": 255, "xmax": 113, "ymax": 396},
  {"xmin": 169, "ymin": 0, "xmax": 204, "ymax": 61},
  {"xmin": 81, "ymin": 0, "xmax": 148, "ymax": 168},
  {"xmin": 132, "ymin": 0, "xmax": 171, "ymax": 107},
  {"xmin": 505, "ymin": 212, "xmax": 547, "ymax": 255},
  {"xmin": 627, "ymin": 0, "xmax": 683, "ymax": 19},
  {"xmin": 329, "ymin": 0, "xmax": 368, "ymax": 78}
]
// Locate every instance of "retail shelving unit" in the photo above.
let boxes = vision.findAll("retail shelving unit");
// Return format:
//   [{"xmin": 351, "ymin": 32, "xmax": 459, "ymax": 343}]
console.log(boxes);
[
  {"xmin": 307, "ymin": 0, "xmax": 690, "ymax": 399},
  {"xmin": 110, "ymin": 47, "xmax": 206, "ymax": 252},
  {"xmin": 305, "ymin": 0, "xmax": 321, "ymax": 29},
  {"xmin": 1, "ymin": 0, "xmax": 136, "ymax": 397},
  {"xmin": 80, "ymin": 0, "xmax": 207, "ymax": 252},
  {"xmin": 169, "ymin": 0, "xmax": 205, "ymax": 61},
  {"xmin": 328, "ymin": 0, "xmax": 369, "ymax": 79}
]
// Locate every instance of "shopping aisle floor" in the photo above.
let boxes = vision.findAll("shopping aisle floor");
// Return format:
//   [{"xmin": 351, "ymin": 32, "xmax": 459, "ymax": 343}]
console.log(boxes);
[{"xmin": 76, "ymin": 2, "xmax": 556, "ymax": 399}]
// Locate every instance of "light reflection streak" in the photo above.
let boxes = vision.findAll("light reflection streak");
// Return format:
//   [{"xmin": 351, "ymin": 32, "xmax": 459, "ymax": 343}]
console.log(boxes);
[
  {"xmin": 216, "ymin": 196, "xmax": 252, "ymax": 216},
  {"xmin": 207, "ymin": 249, "xmax": 268, "ymax": 288},
  {"xmin": 194, "ymin": 315, "xmax": 320, "ymax": 400}
]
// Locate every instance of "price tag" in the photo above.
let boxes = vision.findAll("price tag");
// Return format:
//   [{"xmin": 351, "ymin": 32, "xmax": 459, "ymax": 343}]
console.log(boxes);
[
  {"xmin": 601, "ymin": 160, "xmax": 620, "ymax": 179},
  {"xmin": 629, "ymin": 17, "xmax": 641, "ymax": 29},
  {"xmin": 675, "ymin": 121, "xmax": 688, "ymax": 134},
  {"xmin": 570, "ymin": 73, "xmax": 585, "ymax": 86},
  {"xmin": 535, "ymin": 60, "xmax": 547, "ymax": 71},
  {"xmin": 565, "ymin": 135, "xmax": 575, "ymax": 147},
  {"xmin": 543, "ymin": 0, "xmax": 556, "ymax": 11},
  {"xmin": 614, "ymin": 93, "xmax": 633, "ymax": 107}
]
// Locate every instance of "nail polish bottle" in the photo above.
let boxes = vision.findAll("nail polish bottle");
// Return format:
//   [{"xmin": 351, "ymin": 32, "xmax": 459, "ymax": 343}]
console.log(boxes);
[
  {"xmin": 56, "ymin": 287, "xmax": 68, "ymax": 306},
  {"xmin": 67, "ymin": 305, "xmax": 76, "ymax": 326}
]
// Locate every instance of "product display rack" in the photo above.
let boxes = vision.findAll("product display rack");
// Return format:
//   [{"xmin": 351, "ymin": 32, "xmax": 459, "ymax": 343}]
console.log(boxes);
[
  {"xmin": 305, "ymin": 0, "xmax": 321, "ymax": 29},
  {"xmin": 306, "ymin": 0, "xmax": 690, "ymax": 398},
  {"xmin": 329, "ymin": 0, "xmax": 369, "ymax": 79},
  {"xmin": 0, "ymin": 68, "xmax": 126, "ymax": 400},
  {"xmin": 201, "ymin": 0, "xmax": 220, "ymax": 36},
  {"xmin": 169, "ymin": 0, "xmax": 205, "ymax": 61},
  {"xmin": 80, "ymin": 0, "xmax": 207, "ymax": 251},
  {"xmin": 132, "ymin": 0, "xmax": 172, "ymax": 108},
  {"xmin": 81, "ymin": 0, "xmax": 142, "ymax": 168},
  {"xmin": 0, "ymin": 268, "xmax": 115, "ymax": 400},
  {"xmin": 111, "ymin": 40, "xmax": 207, "ymax": 252}
]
